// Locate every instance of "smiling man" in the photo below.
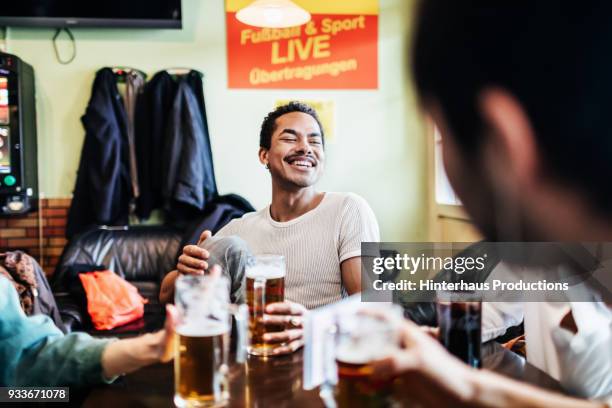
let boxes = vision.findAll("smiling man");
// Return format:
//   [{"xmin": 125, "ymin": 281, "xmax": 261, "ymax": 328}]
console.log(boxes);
[{"xmin": 160, "ymin": 101, "xmax": 379, "ymax": 353}]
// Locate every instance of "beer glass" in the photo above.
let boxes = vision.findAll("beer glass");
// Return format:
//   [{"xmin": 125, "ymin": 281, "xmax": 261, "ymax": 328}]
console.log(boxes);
[
  {"xmin": 436, "ymin": 290, "xmax": 482, "ymax": 368},
  {"xmin": 245, "ymin": 254, "xmax": 286, "ymax": 356},
  {"xmin": 174, "ymin": 274, "xmax": 248, "ymax": 408},
  {"xmin": 321, "ymin": 308, "xmax": 403, "ymax": 408}
]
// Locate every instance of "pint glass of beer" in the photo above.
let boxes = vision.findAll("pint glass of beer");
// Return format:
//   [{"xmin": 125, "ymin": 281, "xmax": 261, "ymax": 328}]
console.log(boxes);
[
  {"xmin": 436, "ymin": 290, "xmax": 482, "ymax": 368},
  {"xmin": 322, "ymin": 308, "xmax": 403, "ymax": 408},
  {"xmin": 174, "ymin": 274, "xmax": 248, "ymax": 408},
  {"xmin": 245, "ymin": 254, "xmax": 286, "ymax": 356}
]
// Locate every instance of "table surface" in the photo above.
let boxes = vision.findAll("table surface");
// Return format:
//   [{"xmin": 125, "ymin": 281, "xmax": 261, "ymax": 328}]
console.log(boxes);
[{"xmin": 83, "ymin": 341, "xmax": 565, "ymax": 408}]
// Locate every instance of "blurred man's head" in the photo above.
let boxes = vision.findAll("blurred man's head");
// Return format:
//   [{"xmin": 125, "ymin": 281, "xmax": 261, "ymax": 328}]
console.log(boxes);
[
  {"xmin": 413, "ymin": 0, "xmax": 612, "ymax": 240},
  {"xmin": 259, "ymin": 102, "xmax": 325, "ymax": 190}
]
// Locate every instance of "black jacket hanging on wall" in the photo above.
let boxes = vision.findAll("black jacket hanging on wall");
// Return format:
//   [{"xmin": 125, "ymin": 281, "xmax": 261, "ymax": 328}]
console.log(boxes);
[
  {"xmin": 135, "ymin": 71, "xmax": 177, "ymax": 219},
  {"xmin": 66, "ymin": 68, "xmax": 132, "ymax": 238},
  {"xmin": 183, "ymin": 72, "xmax": 217, "ymax": 192},
  {"xmin": 162, "ymin": 79, "xmax": 217, "ymax": 218},
  {"xmin": 136, "ymin": 70, "xmax": 218, "ymax": 222}
]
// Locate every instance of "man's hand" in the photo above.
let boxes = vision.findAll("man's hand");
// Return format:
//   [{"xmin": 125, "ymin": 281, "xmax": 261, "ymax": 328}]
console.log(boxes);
[
  {"xmin": 370, "ymin": 319, "xmax": 477, "ymax": 406},
  {"xmin": 177, "ymin": 230, "xmax": 212, "ymax": 275},
  {"xmin": 153, "ymin": 304, "xmax": 179, "ymax": 363},
  {"xmin": 262, "ymin": 301, "xmax": 307, "ymax": 355},
  {"xmin": 160, "ymin": 230, "xmax": 215, "ymax": 303},
  {"xmin": 156, "ymin": 266, "xmax": 221, "ymax": 363},
  {"xmin": 370, "ymin": 319, "xmax": 603, "ymax": 408},
  {"xmin": 101, "ymin": 304, "xmax": 180, "ymax": 379}
]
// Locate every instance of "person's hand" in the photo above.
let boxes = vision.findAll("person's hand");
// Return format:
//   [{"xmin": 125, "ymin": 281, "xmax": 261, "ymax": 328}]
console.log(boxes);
[
  {"xmin": 154, "ymin": 266, "xmax": 222, "ymax": 363},
  {"xmin": 196, "ymin": 230, "xmax": 212, "ymax": 246},
  {"xmin": 154, "ymin": 303, "xmax": 179, "ymax": 363},
  {"xmin": 262, "ymin": 301, "xmax": 307, "ymax": 355},
  {"xmin": 177, "ymin": 230, "xmax": 212, "ymax": 275},
  {"xmin": 102, "ymin": 303, "xmax": 180, "ymax": 378},
  {"xmin": 371, "ymin": 319, "xmax": 476, "ymax": 406}
]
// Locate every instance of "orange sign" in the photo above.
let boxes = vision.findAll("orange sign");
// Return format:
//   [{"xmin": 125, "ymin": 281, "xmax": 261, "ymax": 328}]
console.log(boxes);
[{"xmin": 226, "ymin": 0, "xmax": 378, "ymax": 89}]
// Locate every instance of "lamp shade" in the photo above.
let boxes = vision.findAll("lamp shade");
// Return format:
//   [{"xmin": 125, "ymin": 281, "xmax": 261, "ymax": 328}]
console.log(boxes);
[{"xmin": 236, "ymin": 0, "xmax": 311, "ymax": 28}]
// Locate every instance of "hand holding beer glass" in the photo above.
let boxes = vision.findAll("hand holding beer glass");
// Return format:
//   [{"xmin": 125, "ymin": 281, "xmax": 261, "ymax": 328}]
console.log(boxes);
[
  {"xmin": 321, "ymin": 307, "xmax": 403, "ymax": 408},
  {"xmin": 174, "ymin": 271, "xmax": 248, "ymax": 408},
  {"xmin": 246, "ymin": 254, "xmax": 301, "ymax": 356}
]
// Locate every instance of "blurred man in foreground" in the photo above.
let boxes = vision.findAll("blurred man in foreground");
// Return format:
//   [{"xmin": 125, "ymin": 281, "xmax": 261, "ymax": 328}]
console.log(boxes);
[{"xmin": 374, "ymin": 1, "xmax": 612, "ymax": 406}]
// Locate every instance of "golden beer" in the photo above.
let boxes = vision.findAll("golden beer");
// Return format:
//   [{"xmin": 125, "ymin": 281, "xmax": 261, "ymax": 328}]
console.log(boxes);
[
  {"xmin": 245, "ymin": 255, "xmax": 286, "ymax": 356},
  {"xmin": 174, "ymin": 274, "xmax": 248, "ymax": 407},
  {"xmin": 335, "ymin": 359, "xmax": 394, "ymax": 408},
  {"xmin": 174, "ymin": 323, "xmax": 229, "ymax": 407},
  {"xmin": 329, "ymin": 312, "xmax": 403, "ymax": 408}
]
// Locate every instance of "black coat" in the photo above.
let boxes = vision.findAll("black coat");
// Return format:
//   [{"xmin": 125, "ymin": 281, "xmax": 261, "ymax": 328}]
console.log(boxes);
[
  {"xmin": 136, "ymin": 70, "xmax": 218, "ymax": 222},
  {"xmin": 162, "ymin": 80, "xmax": 217, "ymax": 217},
  {"xmin": 183, "ymin": 72, "xmax": 216, "ymax": 191},
  {"xmin": 135, "ymin": 71, "xmax": 176, "ymax": 219},
  {"xmin": 66, "ymin": 68, "xmax": 131, "ymax": 238}
]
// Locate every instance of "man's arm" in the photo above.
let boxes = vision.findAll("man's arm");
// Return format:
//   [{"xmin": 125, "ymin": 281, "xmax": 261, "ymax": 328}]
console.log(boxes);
[
  {"xmin": 101, "ymin": 305, "xmax": 176, "ymax": 379},
  {"xmin": 373, "ymin": 319, "xmax": 606, "ymax": 408},
  {"xmin": 1, "ymin": 277, "xmax": 177, "ymax": 386},
  {"xmin": 337, "ymin": 194, "xmax": 380, "ymax": 295},
  {"xmin": 467, "ymin": 370, "xmax": 605, "ymax": 408},
  {"xmin": 340, "ymin": 257, "xmax": 362, "ymax": 295}
]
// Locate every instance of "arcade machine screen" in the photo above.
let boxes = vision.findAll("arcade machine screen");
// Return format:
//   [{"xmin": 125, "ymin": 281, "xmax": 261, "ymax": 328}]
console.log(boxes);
[{"xmin": 0, "ymin": 77, "xmax": 9, "ymax": 174}]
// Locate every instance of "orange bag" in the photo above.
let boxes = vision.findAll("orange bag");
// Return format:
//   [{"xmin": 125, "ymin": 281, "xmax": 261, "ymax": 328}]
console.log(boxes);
[{"xmin": 79, "ymin": 270, "xmax": 148, "ymax": 330}]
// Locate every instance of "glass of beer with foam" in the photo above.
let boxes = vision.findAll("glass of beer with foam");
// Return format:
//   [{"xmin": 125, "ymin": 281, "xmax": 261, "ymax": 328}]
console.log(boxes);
[
  {"xmin": 322, "ymin": 308, "xmax": 403, "ymax": 408},
  {"xmin": 245, "ymin": 254, "xmax": 286, "ymax": 356},
  {"xmin": 174, "ymin": 274, "xmax": 248, "ymax": 408}
]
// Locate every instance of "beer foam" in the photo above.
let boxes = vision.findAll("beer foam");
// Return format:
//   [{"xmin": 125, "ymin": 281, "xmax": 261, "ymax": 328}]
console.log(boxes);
[
  {"xmin": 246, "ymin": 265, "xmax": 285, "ymax": 280},
  {"xmin": 335, "ymin": 340, "xmax": 397, "ymax": 365},
  {"xmin": 177, "ymin": 320, "xmax": 228, "ymax": 337}
]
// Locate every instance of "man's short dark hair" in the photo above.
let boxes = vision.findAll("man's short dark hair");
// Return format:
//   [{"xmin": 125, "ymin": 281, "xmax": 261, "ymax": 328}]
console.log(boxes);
[
  {"xmin": 259, "ymin": 101, "xmax": 325, "ymax": 149},
  {"xmin": 413, "ymin": 0, "xmax": 612, "ymax": 213}
]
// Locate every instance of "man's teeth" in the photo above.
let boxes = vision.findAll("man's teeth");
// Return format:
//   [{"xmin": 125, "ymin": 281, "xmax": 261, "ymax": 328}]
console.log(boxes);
[{"xmin": 291, "ymin": 160, "xmax": 312, "ymax": 167}]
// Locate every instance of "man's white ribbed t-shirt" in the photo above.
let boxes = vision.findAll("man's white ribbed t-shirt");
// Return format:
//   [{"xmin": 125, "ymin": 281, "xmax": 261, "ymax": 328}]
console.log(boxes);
[{"xmin": 216, "ymin": 192, "xmax": 380, "ymax": 309}]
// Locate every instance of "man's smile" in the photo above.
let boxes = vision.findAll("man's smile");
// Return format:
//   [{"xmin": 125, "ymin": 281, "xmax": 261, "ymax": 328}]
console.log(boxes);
[{"xmin": 285, "ymin": 155, "xmax": 316, "ymax": 170}]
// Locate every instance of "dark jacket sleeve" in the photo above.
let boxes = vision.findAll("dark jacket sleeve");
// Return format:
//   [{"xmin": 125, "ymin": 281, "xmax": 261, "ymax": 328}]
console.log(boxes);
[
  {"xmin": 174, "ymin": 83, "xmax": 206, "ymax": 209},
  {"xmin": 136, "ymin": 72, "xmax": 176, "ymax": 220},
  {"xmin": 186, "ymin": 71, "xmax": 217, "ymax": 190},
  {"xmin": 162, "ymin": 81, "xmax": 217, "ymax": 214},
  {"xmin": 66, "ymin": 68, "xmax": 131, "ymax": 237},
  {"xmin": 82, "ymin": 105, "xmax": 126, "ymax": 223}
]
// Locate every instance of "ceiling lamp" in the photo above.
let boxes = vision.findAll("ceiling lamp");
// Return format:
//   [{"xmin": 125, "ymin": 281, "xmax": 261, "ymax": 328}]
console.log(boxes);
[{"xmin": 236, "ymin": 0, "xmax": 311, "ymax": 28}]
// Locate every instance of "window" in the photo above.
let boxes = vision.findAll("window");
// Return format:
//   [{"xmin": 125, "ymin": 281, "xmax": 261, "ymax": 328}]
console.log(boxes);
[{"xmin": 434, "ymin": 127, "xmax": 461, "ymax": 206}]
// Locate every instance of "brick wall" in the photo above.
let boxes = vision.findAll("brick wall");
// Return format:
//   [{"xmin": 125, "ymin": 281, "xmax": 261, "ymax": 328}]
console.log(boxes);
[{"xmin": 0, "ymin": 198, "xmax": 70, "ymax": 276}]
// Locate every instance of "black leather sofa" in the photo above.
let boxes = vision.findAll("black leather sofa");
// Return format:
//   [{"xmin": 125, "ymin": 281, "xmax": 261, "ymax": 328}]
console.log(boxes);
[{"xmin": 51, "ymin": 226, "xmax": 182, "ymax": 337}]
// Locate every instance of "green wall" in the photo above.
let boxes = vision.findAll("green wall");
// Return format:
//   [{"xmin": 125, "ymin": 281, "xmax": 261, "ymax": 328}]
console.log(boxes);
[{"xmin": 6, "ymin": 0, "xmax": 428, "ymax": 241}]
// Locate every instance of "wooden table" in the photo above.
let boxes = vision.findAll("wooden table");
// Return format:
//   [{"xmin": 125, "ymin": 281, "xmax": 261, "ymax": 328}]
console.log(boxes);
[{"xmin": 83, "ymin": 341, "xmax": 565, "ymax": 407}]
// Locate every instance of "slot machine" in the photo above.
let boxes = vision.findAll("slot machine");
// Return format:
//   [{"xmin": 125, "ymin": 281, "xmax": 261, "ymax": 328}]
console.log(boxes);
[{"xmin": 0, "ymin": 52, "xmax": 38, "ymax": 215}]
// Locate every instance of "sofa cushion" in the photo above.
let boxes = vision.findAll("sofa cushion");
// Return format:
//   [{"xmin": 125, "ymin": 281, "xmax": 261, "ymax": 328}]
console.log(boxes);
[{"xmin": 52, "ymin": 226, "xmax": 182, "ymax": 292}]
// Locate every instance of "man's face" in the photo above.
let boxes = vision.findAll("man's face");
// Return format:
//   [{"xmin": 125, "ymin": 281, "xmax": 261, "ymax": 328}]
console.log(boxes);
[{"xmin": 260, "ymin": 111, "xmax": 325, "ymax": 189}]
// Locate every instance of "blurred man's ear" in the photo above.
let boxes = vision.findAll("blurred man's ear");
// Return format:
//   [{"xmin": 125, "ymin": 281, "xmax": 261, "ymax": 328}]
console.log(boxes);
[
  {"xmin": 478, "ymin": 88, "xmax": 539, "ymax": 192},
  {"xmin": 258, "ymin": 147, "xmax": 269, "ymax": 166}
]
